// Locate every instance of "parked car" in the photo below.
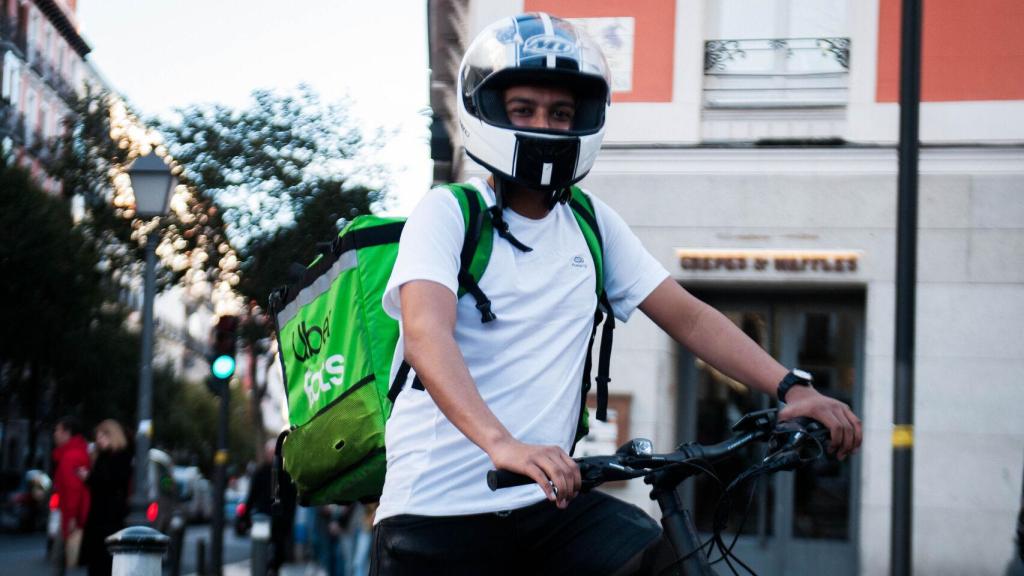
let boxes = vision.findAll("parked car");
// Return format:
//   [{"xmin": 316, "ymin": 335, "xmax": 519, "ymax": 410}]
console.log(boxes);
[
  {"xmin": 224, "ymin": 474, "xmax": 251, "ymax": 536},
  {"xmin": 46, "ymin": 492, "xmax": 59, "ymax": 557},
  {"xmin": 146, "ymin": 449, "xmax": 181, "ymax": 533},
  {"xmin": 173, "ymin": 466, "xmax": 213, "ymax": 523},
  {"xmin": 0, "ymin": 469, "xmax": 52, "ymax": 533}
]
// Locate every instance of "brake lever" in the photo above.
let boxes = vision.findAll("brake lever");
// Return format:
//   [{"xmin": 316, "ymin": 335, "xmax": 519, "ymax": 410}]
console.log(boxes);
[
  {"xmin": 578, "ymin": 460, "xmax": 649, "ymax": 491},
  {"xmin": 730, "ymin": 408, "xmax": 779, "ymax": 434},
  {"xmin": 761, "ymin": 449, "xmax": 804, "ymax": 472},
  {"xmin": 768, "ymin": 417, "xmax": 831, "ymax": 465}
]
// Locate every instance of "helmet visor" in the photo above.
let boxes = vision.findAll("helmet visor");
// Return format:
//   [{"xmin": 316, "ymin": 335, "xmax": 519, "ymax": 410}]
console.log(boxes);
[{"xmin": 460, "ymin": 14, "xmax": 611, "ymax": 133}]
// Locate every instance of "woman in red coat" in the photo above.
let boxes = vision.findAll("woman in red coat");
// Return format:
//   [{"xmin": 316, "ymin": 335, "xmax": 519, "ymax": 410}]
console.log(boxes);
[{"xmin": 53, "ymin": 416, "xmax": 91, "ymax": 567}]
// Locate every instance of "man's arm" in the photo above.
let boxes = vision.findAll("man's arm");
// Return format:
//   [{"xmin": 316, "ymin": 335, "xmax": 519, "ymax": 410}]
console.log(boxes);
[
  {"xmin": 399, "ymin": 279, "xmax": 581, "ymax": 506},
  {"xmin": 638, "ymin": 278, "xmax": 862, "ymax": 459}
]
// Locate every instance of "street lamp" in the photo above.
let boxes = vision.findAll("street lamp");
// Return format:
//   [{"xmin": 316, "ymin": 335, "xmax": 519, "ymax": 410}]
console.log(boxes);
[{"xmin": 125, "ymin": 152, "xmax": 175, "ymax": 526}]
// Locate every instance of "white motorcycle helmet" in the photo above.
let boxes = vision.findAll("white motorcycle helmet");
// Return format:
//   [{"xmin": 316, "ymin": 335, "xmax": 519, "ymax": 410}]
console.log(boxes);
[{"xmin": 458, "ymin": 13, "xmax": 611, "ymax": 204}]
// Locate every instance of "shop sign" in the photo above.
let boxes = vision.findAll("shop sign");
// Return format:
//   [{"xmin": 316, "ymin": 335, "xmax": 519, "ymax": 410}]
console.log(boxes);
[{"xmin": 677, "ymin": 249, "xmax": 861, "ymax": 274}]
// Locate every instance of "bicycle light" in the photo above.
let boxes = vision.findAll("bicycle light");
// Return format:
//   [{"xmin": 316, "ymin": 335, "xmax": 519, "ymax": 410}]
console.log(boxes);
[{"xmin": 616, "ymin": 438, "xmax": 654, "ymax": 457}]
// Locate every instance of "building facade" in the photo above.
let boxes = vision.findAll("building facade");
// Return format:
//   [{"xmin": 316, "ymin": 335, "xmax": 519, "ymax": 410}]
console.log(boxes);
[
  {"xmin": 429, "ymin": 1, "xmax": 1024, "ymax": 574},
  {"xmin": 0, "ymin": 0, "xmax": 97, "ymax": 194}
]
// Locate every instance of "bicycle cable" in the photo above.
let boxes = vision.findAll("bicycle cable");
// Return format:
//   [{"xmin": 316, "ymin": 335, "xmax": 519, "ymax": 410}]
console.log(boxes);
[
  {"xmin": 654, "ymin": 458, "xmax": 726, "ymax": 576},
  {"xmin": 709, "ymin": 459, "xmax": 779, "ymax": 575},
  {"xmin": 706, "ymin": 432, "xmax": 830, "ymax": 575},
  {"xmin": 712, "ymin": 478, "xmax": 762, "ymax": 576}
]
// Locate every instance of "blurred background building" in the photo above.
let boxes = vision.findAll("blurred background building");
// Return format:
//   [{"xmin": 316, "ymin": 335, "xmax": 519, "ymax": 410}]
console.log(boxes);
[
  {"xmin": 0, "ymin": 0, "xmax": 97, "ymax": 473},
  {"xmin": 0, "ymin": 0, "xmax": 98, "ymax": 193},
  {"xmin": 0, "ymin": 0, "xmax": 217, "ymax": 473},
  {"xmin": 429, "ymin": 1, "xmax": 1024, "ymax": 574}
]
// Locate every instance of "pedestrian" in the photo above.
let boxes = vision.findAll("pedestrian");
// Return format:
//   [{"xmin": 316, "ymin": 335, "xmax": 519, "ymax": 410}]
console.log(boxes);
[
  {"xmin": 80, "ymin": 419, "xmax": 132, "ymax": 576},
  {"xmin": 347, "ymin": 503, "xmax": 374, "ymax": 576},
  {"xmin": 371, "ymin": 12, "xmax": 862, "ymax": 575},
  {"xmin": 246, "ymin": 440, "xmax": 297, "ymax": 575},
  {"xmin": 52, "ymin": 415, "xmax": 91, "ymax": 570},
  {"xmin": 304, "ymin": 504, "xmax": 352, "ymax": 576}
]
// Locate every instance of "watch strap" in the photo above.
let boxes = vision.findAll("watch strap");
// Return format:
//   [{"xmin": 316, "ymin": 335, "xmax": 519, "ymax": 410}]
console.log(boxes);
[{"xmin": 777, "ymin": 369, "xmax": 813, "ymax": 403}]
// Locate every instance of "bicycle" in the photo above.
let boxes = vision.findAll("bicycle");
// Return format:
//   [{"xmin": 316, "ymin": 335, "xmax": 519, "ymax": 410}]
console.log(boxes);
[{"xmin": 487, "ymin": 409, "xmax": 831, "ymax": 576}]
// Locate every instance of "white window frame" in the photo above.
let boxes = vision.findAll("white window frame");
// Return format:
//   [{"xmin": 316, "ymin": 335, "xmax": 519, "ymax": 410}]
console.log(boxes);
[{"xmin": 703, "ymin": 0, "xmax": 850, "ymax": 109}]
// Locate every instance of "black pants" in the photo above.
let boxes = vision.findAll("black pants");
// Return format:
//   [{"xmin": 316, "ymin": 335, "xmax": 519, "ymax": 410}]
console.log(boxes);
[{"xmin": 371, "ymin": 490, "xmax": 661, "ymax": 575}]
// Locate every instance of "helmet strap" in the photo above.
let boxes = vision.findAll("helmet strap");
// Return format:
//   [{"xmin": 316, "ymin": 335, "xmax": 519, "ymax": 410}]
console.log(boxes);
[{"xmin": 490, "ymin": 178, "xmax": 533, "ymax": 253}]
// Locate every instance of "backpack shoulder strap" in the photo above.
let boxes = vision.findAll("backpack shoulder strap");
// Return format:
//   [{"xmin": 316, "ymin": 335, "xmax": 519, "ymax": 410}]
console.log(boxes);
[
  {"xmin": 567, "ymin": 186, "xmax": 614, "ymax": 429},
  {"xmin": 446, "ymin": 183, "xmax": 496, "ymax": 323},
  {"xmin": 567, "ymin": 187, "xmax": 605, "ymax": 297},
  {"xmin": 388, "ymin": 184, "xmax": 496, "ymax": 404}
]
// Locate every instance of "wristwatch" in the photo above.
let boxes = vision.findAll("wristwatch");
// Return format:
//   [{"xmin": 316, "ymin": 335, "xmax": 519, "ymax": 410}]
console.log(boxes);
[{"xmin": 777, "ymin": 369, "xmax": 814, "ymax": 403}]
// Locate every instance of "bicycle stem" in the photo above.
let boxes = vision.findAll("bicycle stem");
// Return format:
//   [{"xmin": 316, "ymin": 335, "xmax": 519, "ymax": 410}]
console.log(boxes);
[{"xmin": 654, "ymin": 483, "xmax": 715, "ymax": 576}]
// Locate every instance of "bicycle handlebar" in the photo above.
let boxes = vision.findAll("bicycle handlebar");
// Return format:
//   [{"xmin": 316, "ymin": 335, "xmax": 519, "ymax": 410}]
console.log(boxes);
[{"xmin": 487, "ymin": 410, "xmax": 831, "ymax": 492}]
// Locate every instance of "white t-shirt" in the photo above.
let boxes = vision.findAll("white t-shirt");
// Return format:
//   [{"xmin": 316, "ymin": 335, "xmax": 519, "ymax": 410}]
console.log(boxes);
[{"xmin": 375, "ymin": 177, "xmax": 668, "ymax": 522}]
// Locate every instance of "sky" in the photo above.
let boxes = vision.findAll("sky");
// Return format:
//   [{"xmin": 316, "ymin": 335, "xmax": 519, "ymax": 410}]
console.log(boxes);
[{"xmin": 77, "ymin": 0, "xmax": 433, "ymax": 215}]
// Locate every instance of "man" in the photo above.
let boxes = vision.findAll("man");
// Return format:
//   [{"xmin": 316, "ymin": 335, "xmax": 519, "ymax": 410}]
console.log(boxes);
[
  {"xmin": 372, "ymin": 13, "xmax": 861, "ymax": 575},
  {"xmin": 52, "ymin": 416, "xmax": 91, "ymax": 569}
]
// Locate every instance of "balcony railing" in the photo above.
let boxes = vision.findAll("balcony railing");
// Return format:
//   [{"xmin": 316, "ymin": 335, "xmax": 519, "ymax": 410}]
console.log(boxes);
[
  {"xmin": 703, "ymin": 37, "xmax": 850, "ymax": 108},
  {"xmin": 0, "ymin": 100, "xmax": 27, "ymax": 144}
]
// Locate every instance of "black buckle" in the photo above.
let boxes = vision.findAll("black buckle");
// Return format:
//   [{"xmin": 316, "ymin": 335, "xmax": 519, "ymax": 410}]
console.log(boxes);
[{"xmin": 476, "ymin": 300, "xmax": 496, "ymax": 323}]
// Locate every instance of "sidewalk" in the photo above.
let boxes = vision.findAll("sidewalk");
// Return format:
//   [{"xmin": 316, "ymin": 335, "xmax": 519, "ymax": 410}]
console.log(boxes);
[{"xmin": 190, "ymin": 560, "xmax": 326, "ymax": 576}]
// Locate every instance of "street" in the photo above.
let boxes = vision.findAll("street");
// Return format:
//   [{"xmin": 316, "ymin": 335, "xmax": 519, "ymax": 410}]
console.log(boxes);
[{"xmin": 0, "ymin": 523, "xmax": 251, "ymax": 576}]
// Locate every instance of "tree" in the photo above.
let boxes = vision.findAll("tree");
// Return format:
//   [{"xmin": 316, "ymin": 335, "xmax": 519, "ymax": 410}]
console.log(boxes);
[
  {"xmin": 0, "ymin": 160, "xmax": 139, "ymax": 462},
  {"xmin": 160, "ymin": 87, "xmax": 385, "ymax": 446},
  {"xmin": 49, "ymin": 89, "xmax": 236, "ymax": 301},
  {"xmin": 153, "ymin": 368, "xmax": 255, "ymax": 475},
  {"xmin": 159, "ymin": 85, "xmax": 385, "ymax": 266},
  {"xmin": 238, "ymin": 175, "xmax": 379, "ymax": 304},
  {"xmin": 0, "ymin": 91, "xmax": 234, "ymax": 472},
  {"xmin": 34, "ymin": 85, "xmax": 384, "ymax": 463}
]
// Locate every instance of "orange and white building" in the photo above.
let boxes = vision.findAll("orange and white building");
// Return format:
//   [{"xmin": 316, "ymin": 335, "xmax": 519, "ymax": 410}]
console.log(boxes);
[
  {"xmin": 429, "ymin": 1, "xmax": 1024, "ymax": 574},
  {"xmin": 0, "ymin": 0, "xmax": 99, "ymax": 194}
]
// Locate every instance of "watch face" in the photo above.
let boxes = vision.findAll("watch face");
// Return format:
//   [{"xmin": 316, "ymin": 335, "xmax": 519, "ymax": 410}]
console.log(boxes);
[{"xmin": 793, "ymin": 369, "xmax": 813, "ymax": 381}]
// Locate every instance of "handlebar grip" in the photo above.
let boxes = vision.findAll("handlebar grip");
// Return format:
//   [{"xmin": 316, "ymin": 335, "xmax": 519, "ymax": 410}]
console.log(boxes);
[
  {"xmin": 792, "ymin": 416, "xmax": 830, "ymax": 441},
  {"xmin": 772, "ymin": 416, "xmax": 832, "ymax": 456},
  {"xmin": 487, "ymin": 469, "xmax": 534, "ymax": 491}
]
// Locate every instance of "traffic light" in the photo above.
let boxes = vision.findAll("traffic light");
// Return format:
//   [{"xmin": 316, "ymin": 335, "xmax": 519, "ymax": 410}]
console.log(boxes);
[{"xmin": 207, "ymin": 315, "xmax": 238, "ymax": 396}]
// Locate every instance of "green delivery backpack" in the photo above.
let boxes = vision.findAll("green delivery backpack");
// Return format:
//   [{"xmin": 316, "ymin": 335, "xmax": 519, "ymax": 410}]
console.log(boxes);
[{"xmin": 268, "ymin": 183, "xmax": 616, "ymax": 506}]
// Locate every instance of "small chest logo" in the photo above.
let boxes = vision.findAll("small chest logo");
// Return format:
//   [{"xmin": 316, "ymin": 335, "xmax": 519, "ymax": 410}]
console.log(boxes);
[{"xmin": 571, "ymin": 255, "xmax": 587, "ymax": 269}]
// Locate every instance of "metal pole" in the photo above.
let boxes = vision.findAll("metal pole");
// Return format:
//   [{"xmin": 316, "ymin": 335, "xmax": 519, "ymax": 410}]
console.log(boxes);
[
  {"xmin": 892, "ymin": 0, "xmax": 923, "ymax": 574},
  {"xmin": 167, "ymin": 512, "xmax": 186, "ymax": 576},
  {"xmin": 196, "ymin": 538, "xmax": 208, "ymax": 576},
  {"xmin": 211, "ymin": 384, "xmax": 229, "ymax": 575},
  {"xmin": 128, "ymin": 233, "xmax": 159, "ymax": 524}
]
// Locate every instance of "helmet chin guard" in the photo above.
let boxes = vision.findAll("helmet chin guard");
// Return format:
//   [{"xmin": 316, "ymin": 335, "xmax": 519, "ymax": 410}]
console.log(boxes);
[{"xmin": 458, "ymin": 13, "xmax": 611, "ymax": 202}]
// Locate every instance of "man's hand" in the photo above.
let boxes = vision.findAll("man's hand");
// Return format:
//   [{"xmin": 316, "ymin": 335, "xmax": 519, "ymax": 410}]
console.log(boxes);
[
  {"xmin": 778, "ymin": 386, "xmax": 862, "ymax": 460},
  {"xmin": 488, "ymin": 437, "xmax": 581, "ymax": 509}
]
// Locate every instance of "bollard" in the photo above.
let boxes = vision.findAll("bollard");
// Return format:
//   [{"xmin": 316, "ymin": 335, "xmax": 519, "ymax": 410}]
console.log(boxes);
[
  {"xmin": 250, "ymin": 513, "xmax": 270, "ymax": 576},
  {"xmin": 105, "ymin": 526, "xmax": 169, "ymax": 576},
  {"xmin": 196, "ymin": 538, "xmax": 207, "ymax": 576},
  {"xmin": 167, "ymin": 513, "xmax": 187, "ymax": 576}
]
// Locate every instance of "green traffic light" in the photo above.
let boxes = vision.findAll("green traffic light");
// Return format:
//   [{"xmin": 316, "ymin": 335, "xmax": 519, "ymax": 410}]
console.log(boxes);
[{"xmin": 211, "ymin": 355, "xmax": 236, "ymax": 379}]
